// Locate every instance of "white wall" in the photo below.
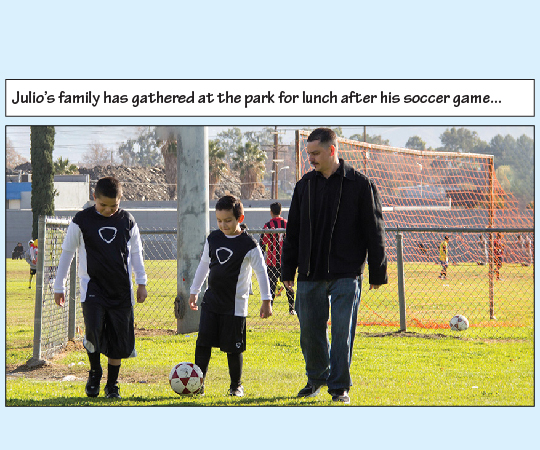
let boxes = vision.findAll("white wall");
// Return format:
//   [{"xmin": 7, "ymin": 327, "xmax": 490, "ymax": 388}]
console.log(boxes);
[{"xmin": 54, "ymin": 180, "xmax": 90, "ymax": 210}]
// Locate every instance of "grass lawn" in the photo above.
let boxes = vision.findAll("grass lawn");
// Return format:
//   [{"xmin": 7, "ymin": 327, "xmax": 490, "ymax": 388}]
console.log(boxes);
[{"xmin": 5, "ymin": 258, "xmax": 534, "ymax": 406}]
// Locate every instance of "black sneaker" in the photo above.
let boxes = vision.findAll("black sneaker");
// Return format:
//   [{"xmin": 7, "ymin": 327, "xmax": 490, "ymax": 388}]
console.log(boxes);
[
  {"xmin": 104, "ymin": 383, "xmax": 121, "ymax": 399},
  {"xmin": 331, "ymin": 390, "xmax": 350, "ymax": 404},
  {"xmin": 228, "ymin": 385, "xmax": 244, "ymax": 397},
  {"xmin": 297, "ymin": 382, "xmax": 321, "ymax": 398},
  {"xmin": 85, "ymin": 369, "xmax": 102, "ymax": 397}
]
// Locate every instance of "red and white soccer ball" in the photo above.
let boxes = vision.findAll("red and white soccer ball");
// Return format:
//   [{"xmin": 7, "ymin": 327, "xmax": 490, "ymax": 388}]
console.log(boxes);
[
  {"xmin": 449, "ymin": 314, "xmax": 469, "ymax": 331},
  {"xmin": 169, "ymin": 362, "xmax": 204, "ymax": 395}
]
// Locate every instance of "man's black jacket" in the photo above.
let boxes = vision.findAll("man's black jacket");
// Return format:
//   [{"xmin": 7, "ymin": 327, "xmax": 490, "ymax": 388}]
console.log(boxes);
[{"xmin": 281, "ymin": 160, "xmax": 388, "ymax": 285}]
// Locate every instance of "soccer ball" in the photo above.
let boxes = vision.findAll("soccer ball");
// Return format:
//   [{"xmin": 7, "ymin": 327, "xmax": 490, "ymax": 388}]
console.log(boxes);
[
  {"xmin": 449, "ymin": 314, "xmax": 469, "ymax": 331},
  {"xmin": 169, "ymin": 362, "xmax": 204, "ymax": 395}
]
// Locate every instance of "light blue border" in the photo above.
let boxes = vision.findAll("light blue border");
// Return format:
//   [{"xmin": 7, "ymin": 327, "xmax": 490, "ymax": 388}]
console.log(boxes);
[{"xmin": 2, "ymin": 1, "xmax": 537, "ymax": 449}]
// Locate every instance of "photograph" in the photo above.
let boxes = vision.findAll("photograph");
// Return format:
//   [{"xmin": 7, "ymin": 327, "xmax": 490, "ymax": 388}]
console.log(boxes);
[{"xmin": 5, "ymin": 125, "xmax": 533, "ymax": 406}]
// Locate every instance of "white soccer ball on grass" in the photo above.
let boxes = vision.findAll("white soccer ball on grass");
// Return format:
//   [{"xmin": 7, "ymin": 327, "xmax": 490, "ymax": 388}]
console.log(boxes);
[
  {"xmin": 449, "ymin": 314, "xmax": 469, "ymax": 331},
  {"xmin": 169, "ymin": 362, "xmax": 204, "ymax": 395}
]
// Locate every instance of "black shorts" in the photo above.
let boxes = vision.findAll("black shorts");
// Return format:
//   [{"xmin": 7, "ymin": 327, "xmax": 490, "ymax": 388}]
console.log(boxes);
[
  {"xmin": 196, "ymin": 306, "xmax": 246, "ymax": 353},
  {"xmin": 30, "ymin": 268, "xmax": 36, "ymax": 275},
  {"xmin": 82, "ymin": 297, "xmax": 135, "ymax": 359}
]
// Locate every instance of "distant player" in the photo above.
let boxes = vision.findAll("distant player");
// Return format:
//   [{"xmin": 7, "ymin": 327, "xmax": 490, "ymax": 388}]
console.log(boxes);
[
  {"xmin": 494, "ymin": 232, "xmax": 504, "ymax": 280},
  {"xmin": 438, "ymin": 235, "xmax": 449, "ymax": 280},
  {"xmin": 477, "ymin": 235, "xmax": 488, "ymax": 265},
  {"xmin": 518, "ymin": 235, "xmax": 532, "ymax": 267},
  {"xmin": 25, "ymin": 239, "xmax": 38, "ymax": 288},
  {"xmin": 260, "ymin": 202, "xmax": 296, "ymax": 315},
  {"xmin": 189, "ymin": 195, "xmax": 272, "ymax": 397},
  {"xmin": 54, "ymin": 177, "xmax": 148, "ymax": 399}
]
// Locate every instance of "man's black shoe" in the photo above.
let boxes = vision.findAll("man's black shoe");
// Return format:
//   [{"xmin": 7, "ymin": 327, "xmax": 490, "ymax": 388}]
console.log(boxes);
[
  {"xmin": 297, "ymin": 382, "xmax": 322, "ymax": 398},
  {"xmin": 85, "ymin": 369, "xmax": 102, "ymax": 397},
  {"xmin": 331, "ymin": 390, "xmax": 350, "ymax": 404}
]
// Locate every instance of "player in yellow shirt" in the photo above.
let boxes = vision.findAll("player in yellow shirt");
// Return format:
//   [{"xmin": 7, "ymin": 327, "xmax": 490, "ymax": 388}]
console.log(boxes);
[{"xmin": 438, "ymin": 236, "xmax": 449, "ymax": 280}]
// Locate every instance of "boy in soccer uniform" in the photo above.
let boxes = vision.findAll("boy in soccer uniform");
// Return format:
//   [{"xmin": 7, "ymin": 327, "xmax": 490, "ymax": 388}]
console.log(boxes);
[
  {"xmin": 54, "ymin": 177, "xmax": 147, "ymax": 399},
  {"xmin": 438, "ymin": 235, "xmax": 449, "ymax": 279},
  {"xmin": 260, "ymin": 202, "xmax": 296, "ymax": 315},
  {"xmin": 189, "ymin": 195, "xmax": 272, "ymax": 397}
]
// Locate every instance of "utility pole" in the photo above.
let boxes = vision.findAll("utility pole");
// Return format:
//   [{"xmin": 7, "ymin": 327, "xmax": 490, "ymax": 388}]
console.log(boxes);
[{"xmin": 272, "ymin": 126, "xmax": 278, "ymax": 199}]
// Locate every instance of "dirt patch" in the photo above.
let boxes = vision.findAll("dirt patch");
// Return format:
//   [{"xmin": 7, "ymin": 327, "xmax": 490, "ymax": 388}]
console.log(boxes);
[{"xmin": 360, "ymin": 330, "xmax": 463, "ymax": 340}]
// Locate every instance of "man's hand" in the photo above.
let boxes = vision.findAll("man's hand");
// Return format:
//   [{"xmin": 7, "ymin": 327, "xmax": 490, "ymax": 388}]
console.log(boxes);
[
  {"xmin": 260, "ymin": 300, "xmax": 272, "ymax": 319},
  {"xmin": 283, "ymin": 280, "xmax": 295, "ymax": 293},
  {"xmin": 189, "ymin": 294, "xmax": 199, "ymax": 311},
  {"xmin": 137, "ymin": 285, "xmax": 148, "ymax": 303},
  {"xmin": 54, "ymin": 292, "xmax": 65, "ymax": 307}
]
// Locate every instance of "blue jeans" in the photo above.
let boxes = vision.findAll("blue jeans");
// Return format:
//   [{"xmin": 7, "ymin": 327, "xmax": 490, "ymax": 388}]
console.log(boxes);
[{"xmin": 296, "ymin": 277, "xmax": 361, "ymax": 392}]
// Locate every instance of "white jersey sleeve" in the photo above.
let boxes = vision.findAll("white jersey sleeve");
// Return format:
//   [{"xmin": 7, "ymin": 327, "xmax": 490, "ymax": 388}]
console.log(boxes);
[
  {"xmin": 53, "ymin": 221, "xmax": 82, "ymax": 293},
  {"xmin": 190, "ymin": 240, "xmax": 211, "ymax": 295},
  {"xmin": 248, "ymin": 245, "xmax": 272, "ymax": 301},
  {"xmin": 129, "ymin": 223, "xmax": 147, "ymax": 285}
]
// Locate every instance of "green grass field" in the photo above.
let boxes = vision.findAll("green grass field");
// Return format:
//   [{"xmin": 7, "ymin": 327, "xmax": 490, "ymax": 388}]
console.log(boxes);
[{"xmin": 5, "ymin": 259, "xmax": 534, "ymax": 406}]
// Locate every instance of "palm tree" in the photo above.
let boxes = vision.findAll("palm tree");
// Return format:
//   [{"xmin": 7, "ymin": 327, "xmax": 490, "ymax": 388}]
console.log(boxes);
[
  {"xmin": 54, "ymin": 157, "xmax": 79, "ymax": 175},
  {"xmin": 233, "ymin": 142, "xmax": 266, "ymax": 199},
  {"xmin": 209, "ymin": 139, "xmax": 227, "ymax": 199}
]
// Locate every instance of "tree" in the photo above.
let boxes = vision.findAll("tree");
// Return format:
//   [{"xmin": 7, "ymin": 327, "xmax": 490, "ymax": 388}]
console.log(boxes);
[
  {"xmin": 405, "ymin": 135, "xmax": 426, "ymax": 150},
  {"xmin": 208, "ymin": 139, "xmax": 227, "ymax": 199},
  {"xmin": 332, "ymin": 127, "xmax": 344, "ymax": 137},
  {"xmin": 349, "ymin": 133, "xmax": 390, "ymax": 145},
  {"xmin": 233, "ymin": 142, "xmax": 266, "ymax": 199},
  {"xmin": 217, "ymin": 127, "xmax": 242, "ymax": 163},
  {"xmin": 117, "ymin": 126, "xmax": 163, "ymax": 167},
  {"xmin": 81, "ymin": 142, "xmax": 113, "ymax": 168},
  {"xmin": 440, "ymin": 127, "xmax": 485, "ymax": 153},
  {"xmin": 6, "ymin": 138, "xmax": 29, "ymax": 169},
  {"xmin": 160, "ymin": 136, "xmax": 177, "ymax": 200},
  {"xmin": 30, "ymin": 126, "xmax": 55, "ymax": 239},
  {"xmin": 54, "ymin": 157, "xmax": 79, "ymax": 174}
]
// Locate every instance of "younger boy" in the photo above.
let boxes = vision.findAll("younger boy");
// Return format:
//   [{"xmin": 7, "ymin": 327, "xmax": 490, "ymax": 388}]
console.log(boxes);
[
  {"xmin": 54, "ymin": 177, "xmax": 147, "ymax": 399},
  {"xmin": 189, "ymin": 195, "xmax": 272, "ymax": 397},
  {"xmin": 438, "ymin": 235, "xmax": 449, "ymax": 280}
]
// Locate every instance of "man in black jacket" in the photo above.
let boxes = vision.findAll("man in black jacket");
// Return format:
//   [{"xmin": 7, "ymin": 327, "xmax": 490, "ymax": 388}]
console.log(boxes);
[{"xmin": 282, "ymin": 128, "xmax": 387, "ymax": 404}]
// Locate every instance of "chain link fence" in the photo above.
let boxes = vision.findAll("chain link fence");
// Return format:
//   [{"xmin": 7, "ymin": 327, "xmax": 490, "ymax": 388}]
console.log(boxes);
[
  {"xmin": 31, "ymin": 217, "xmax": 83, "ymax": 362},
  {"xmin": 33, "ymin": 220, "xmax": 534, "ymax": 361}
]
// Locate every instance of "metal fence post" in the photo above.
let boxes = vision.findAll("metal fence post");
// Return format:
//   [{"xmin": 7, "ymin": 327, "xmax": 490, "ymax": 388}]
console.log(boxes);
[
  {"xmin": 30, "ymin": 216, "xmax": 47, "ymax": 363},
  {"xmin": 396, "ymin": 231, "xmax": 407, "ymax": 331},
  {"xmin": 67, "ymin": 253, "xmax": 77, "ymax": 340},
  {"xmin": 174, "ymin": 126, "xmax": 209, "ymax": 334}
]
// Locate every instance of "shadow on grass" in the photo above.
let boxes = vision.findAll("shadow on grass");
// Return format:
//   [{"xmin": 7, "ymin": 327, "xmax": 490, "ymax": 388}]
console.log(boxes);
[{"xmin": 6, "ymin": 394, "xmax": 323, "ymax": 407}]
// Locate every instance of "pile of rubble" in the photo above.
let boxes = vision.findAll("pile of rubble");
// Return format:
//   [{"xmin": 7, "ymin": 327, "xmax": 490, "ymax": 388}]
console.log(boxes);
[
  {"xmin": 12, "ymin": 163, "xmax": 269, "ymax": 201},
  {"xmin": 79, "ymin": 165, "xmax": 171, "ymax": 201}
]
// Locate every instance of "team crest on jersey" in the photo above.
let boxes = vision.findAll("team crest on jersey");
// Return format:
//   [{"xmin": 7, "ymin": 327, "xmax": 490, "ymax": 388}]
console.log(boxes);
[
  {"xmin": 216, "ymin": 247, "xmax": 233, "ymax": 264},
  {"xmin": 98, "ymin": 227, "xmax": 117, "ymax": 244}
]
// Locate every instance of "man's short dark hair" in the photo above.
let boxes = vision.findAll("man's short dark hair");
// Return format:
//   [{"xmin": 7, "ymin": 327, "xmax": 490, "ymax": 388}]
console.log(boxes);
[
  {"xmin": 95, "ymin": 177, "xmax": 122, "ymax": 199},
  {"xmin": 307, "ymin": 128, "xmax": 338, "ymax": 148},
  {"xmin": 270, "ymin": 202, "xmax": 282, "ymax": 216},
  {"xmin": 216, "ymin": 195, "xmax": 244, "ymax": 219}
]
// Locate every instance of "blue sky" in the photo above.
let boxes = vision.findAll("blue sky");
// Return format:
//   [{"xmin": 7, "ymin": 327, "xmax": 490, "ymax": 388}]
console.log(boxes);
[{"xmin": 6, "ymin": 125, "xmax": 533, "ymax": 165}]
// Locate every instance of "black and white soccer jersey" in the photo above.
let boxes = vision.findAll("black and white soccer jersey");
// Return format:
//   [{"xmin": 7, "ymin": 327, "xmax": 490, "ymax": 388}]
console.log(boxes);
[
  {"xmin": 190, "ymin": 230, "xmax": 272, "ymax": 317},
  {"xmin": 54, "ymin": 206, "xmax": 147, "ymax": 305}
]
